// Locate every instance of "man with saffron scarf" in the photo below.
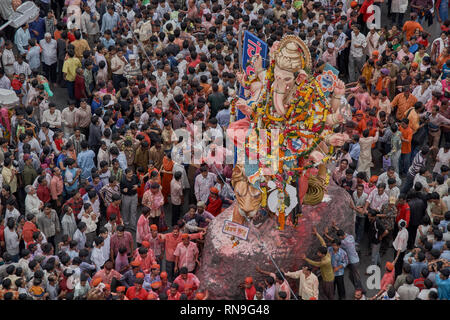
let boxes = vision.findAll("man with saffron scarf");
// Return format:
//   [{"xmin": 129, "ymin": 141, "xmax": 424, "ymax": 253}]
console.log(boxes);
[
  {"xmin": 205, "ymin": 187, "xmax": 223, "ymax": 217},
  {"xmin": 160, "ymin": 152, "xmax": 174, "ymax": 204}
]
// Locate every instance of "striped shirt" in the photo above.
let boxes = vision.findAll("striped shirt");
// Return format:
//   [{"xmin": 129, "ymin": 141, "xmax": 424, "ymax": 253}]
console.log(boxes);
[
  {"xmin": 408, "ymin": 152, "xmax": 426, "ymax": 177},
  {"xmin": 99, "ymin": 183, "xmax": 120, "ymax": 207}
]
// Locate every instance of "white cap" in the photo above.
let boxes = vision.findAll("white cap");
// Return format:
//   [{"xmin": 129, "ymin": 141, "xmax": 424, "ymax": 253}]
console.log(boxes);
[
  {"xmin": 128, "ymin": 54, "xmax": 136, "ymax": 60},
  {"xmin": 328, "ymin": 42, "xmax": 335, "ymax": 49}
]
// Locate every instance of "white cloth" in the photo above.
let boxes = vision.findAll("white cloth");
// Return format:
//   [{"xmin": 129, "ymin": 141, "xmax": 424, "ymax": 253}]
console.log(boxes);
[
  {"xmin": 393, "ymin": 228, "xmax": 409, "ymax": 252},
  {"xmin": 4, "ymin": 228, "xmax": 20, "ymax": 256}
]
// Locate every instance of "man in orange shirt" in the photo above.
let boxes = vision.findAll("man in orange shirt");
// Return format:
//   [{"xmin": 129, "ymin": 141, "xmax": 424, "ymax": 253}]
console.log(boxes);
[
  {"xmin": 125, "ymin": 275, "xmax": 148, "ymax": 300},
  {"xmin": 402, "ymin": 13, "xmax": 424, "ymax": 41},
  {"xmin": 399, "ymin": 119, "xmax": 413, "ymax": 176},
  {"xmin": 391, "ymin": 86, "xmax": 418, "ymax": 120},
  {"xmin": 353, "ymin": 110, "xmax": 367, "ymax": 135},
  {"xmin": 404, "ymin": 102, "xmax": 424, "ymax": 133}
]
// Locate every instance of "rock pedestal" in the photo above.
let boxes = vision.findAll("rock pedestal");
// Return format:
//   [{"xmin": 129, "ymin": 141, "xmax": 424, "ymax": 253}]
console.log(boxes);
[{"xmin": 196, "ymin": 182, "xmax": 355, "ymax": 299}]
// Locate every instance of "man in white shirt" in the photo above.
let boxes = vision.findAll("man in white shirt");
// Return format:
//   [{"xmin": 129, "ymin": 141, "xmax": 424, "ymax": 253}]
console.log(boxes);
[
  {"xmin": 194, "ymin": 166, "xmax": 217, "ymax": 203},
  {"xmin": 284, "ymin": 266, "xmax": 319, "ymax": 300},
  {"xmin": 110, "ymin": 49, "xmax": 127, "ymax": 91},
  {"xmin": 378, "ymin": 167, "xmax": 403, "ymax": 188},
  {"xmin": 0, "ymin": 69, "xmax": 11, "ymax": 90},
  {"xmin": 13, "ymin": 55, "xmax": 32, "ymax": 79},
  {"xmin": 393, "ymin": 220, "xmax": 409, "ymax": 277},
  {"xmin": 365, "ymin": 25, "xmax": 380, "ymax": 57},
  {"xmin": 42, "ymin": 103, "xmax": 62, "ymax": 130},
  {"xmin": 61, "ymin": 100, "xmax": 77, "ymax": 139},
  {"xmin": 364, "ymin": 183, "xmax": 389, "ymax": 213},
  {"xmin": 39, "ymin": 33, "xmax": 57, "ymax": 86},
  {"xmin": 25, "ymin": 185, "xmax": 43, "ymax": 216},
  {"xmin": 386, "ymin": 179, "xmax": 400, "ymax": 201},
  {"xmin": 91, "ymin": 236, "xmax": 106, "ymax": 271},
  {"xmin": 348, "ymin": 24, "xmax": 367, "ymax": 82},
  {"xmin": 413, "ymin": 167, "xmax": 432, "ymax": 193},
  {"xmin": 2, "ymin": 40, "xmax": 16, "ymax": 76}
]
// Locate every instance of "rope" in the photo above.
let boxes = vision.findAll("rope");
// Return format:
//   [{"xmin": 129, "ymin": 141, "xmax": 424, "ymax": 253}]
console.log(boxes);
[{"xmin": 242, "ymin": 214, "xmax": 299, "ymax": 300}]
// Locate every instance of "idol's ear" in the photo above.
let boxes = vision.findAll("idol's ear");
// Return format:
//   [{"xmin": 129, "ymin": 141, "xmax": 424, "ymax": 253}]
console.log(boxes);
[
  {"xmin": 231, "ymin": 164, "xmax": 244, "ymax": 188},
  {"xmin": 295, "ymin": 70, "xmax": 307, "ymax": 85}
]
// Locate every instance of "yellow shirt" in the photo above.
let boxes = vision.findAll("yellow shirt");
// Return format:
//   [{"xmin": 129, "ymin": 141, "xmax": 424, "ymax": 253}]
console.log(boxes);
[
  {"xmin": 304, "ymin": 233, "xmax": 335, "ymax": 282},
  {"xmin": 2, "ymin": 166, "xmax": 17, "ymax": 193},
  {"xmin": 72, "ymin": 39, "xmax": 90, "ymax": 60},
  {"xmin": 62, "ymin": 57, "xmax": 81, "ymax": 82}
]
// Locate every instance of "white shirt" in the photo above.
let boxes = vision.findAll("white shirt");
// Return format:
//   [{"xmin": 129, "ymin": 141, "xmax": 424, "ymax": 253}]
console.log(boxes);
[
  {"xmin": 91, "ymin": 246, "xmax": 106, "ymax": 271},
  {"xmin": 350, "ymin": 31, "xmax": 367, "ymax": 58},
  {"xmin": 386, "ymin": 186, "xmax": 400, "ymax": 201},
  {"xmin": 13, "ymin": 61, "xmax": 32, "ymax": 77},
  {"xmin": 413, "ymin": 174, "xmax": 430, "ymax": 192},
  {"xmin": 42, "ymin": 109, "xmax": 62, "ymax": 128},
  {"xmin": 5, "ymin": 208, "xmax": 20, "ymax": 223},
  {"xmin": 38, "ymin": 128, "xmax": 55, "ymax": 143},
  {"xmin": 417, "ymin": 288, "xmax": 438, "ymax": 300},
  {"xmin": 39, "ymin": 39, "xmax": 57, "ymax": 66},
  {"xmin": 61, "ymin": 107, "xmax": 77, "ymax": 136},
  {"xmin": 365, "ymin": 31, "xmax": 380, "ymax": 56},
  {"xmin": 73, "ymin": 229, "xmax": 86, "ymax": 250},
  {"xmin": 4, "ymin": 228, "xmax": 20, "ymax": 256},
  {"xmin": 2, "ymin": 48, "xmax": 16, "ymax": 75},
  {"xmin": 101, "ymin": 235, "xmax": 110, "ymax": 261},
  {"xmin": 378, "ymin": 172, "xmax": 402, "ymax": 188},
  {"xmin": 393, "ymin": 228, "xmax": 409, "ymax": 252},
  {"xmin": 412, "ymin": 85, "xmax": 432, "ymax": 105},
  {"xmin": 194, "ymin": 172, "xmax": 217, "ymax": 203},
  {"xmin": 0, "ymin": 75, "xmax": 11, "ymax": 90},
  {"xmin": 433, "ymin": 148, "xmax": 450, "ymax": 174},
  {"xmin": 25, "ymin": 193, "xmax": 43, "ymax": 216}
]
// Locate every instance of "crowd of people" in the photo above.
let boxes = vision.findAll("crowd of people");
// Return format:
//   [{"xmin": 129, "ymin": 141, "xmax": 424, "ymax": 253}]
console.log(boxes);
[{"xmin": 0, "ymin": 0, "xmax": 448, "ymax": 300}]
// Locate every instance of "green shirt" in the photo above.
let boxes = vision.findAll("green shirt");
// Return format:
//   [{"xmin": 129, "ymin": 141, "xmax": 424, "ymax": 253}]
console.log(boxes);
[{"xmin": 22, "ymin": 164, "xmax": 37, "ymax": 187}]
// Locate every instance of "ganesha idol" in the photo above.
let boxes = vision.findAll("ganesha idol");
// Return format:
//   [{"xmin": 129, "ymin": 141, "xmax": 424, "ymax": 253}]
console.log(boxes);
[{"xmin": 227, "ymin": 35, "xmax": 350, "ymax": 230}]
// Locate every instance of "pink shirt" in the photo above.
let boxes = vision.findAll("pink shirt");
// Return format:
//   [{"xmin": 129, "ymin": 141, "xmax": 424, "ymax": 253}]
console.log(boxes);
[
  {"xmin": 170, "ymin": 179, "xmax": 183, "ymax": 206},
  {"xmin": 380, "ymin": 270, "xmax": 395, "ymax": 291},
  {"xmin": 173, "ymin": 241, "xmax": 199, "ymax": 272},
  {"xmin": 110, "ymin": 231, "xmax": 133, "ymax": 257},
  {"xmin": 134, "ymin": 250, "xmax": 157, "ymax": 273},
  {"xmin": 92, "ymin": 269, "xmax": 122, "ymax": 285},
  {"xmin": 143, "ymin": 234, "xmax": 164, "ymax": 257},
  {"xmin": 50, "ymin": 175, "xmax": 63, "ymax": 200},
  {"xmin": 136, "ymin": 214, "xmax": 150, "ymax": 244},
  {"xmin": 162, "ymin": 232, "xmax": 203, "ymax": 262},
  {"xmin": 142, "ymin": 190, "xmax": 164, "ymax": 218}
]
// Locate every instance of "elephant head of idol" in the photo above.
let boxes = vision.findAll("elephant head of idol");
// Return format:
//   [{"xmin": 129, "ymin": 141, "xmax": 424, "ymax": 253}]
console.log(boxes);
[
  {"xmin": 231, "ymin": 165, "xmax": 262, "ymax": 225},
  {"xmin": 270, "ymin": 35, "xmax": 312, "ymax": 117}
]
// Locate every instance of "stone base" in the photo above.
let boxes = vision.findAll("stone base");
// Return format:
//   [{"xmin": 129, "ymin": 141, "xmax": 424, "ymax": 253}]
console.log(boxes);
[{"xmin": 196, "ymin": 182, "xmax": 355, "ymax": 299}]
